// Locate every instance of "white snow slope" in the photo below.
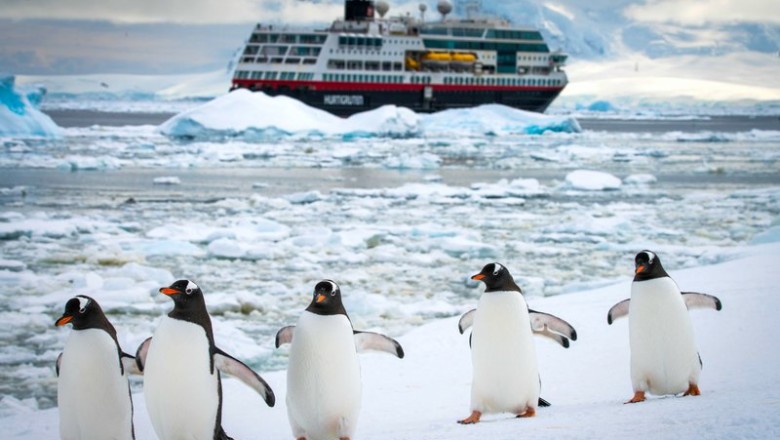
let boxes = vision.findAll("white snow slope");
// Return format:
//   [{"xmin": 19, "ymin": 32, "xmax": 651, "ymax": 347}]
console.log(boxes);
[{"xmin": 5, "ymin": 241, "xmax": 779, "ymax": 439}]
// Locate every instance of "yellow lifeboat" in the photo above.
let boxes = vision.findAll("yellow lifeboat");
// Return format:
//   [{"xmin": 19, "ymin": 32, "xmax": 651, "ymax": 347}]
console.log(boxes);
[
  {"xmin": 421, "ymin": 51, "xmax": 452, "ymax": 70},
  {"xmin": 450, "ymin": 52, "xmax": 477, "ymax": 71}
]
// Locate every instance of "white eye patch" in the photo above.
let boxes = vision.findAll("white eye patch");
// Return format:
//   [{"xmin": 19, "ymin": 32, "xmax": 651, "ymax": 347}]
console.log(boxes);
[
  {"xmin": 76, "ymin": 296, "xmax": 90, "ymax": 313},
  {"xmin": 644, "ymin": 251, "xmax": 656, "ymax": 264},
  {"xmin": 492, "ymin": 263, "xmax": 504, "ymax": 276},
  {"xmin": 186, "ymin": 280, "xmax": 199, "ymax": 294}
]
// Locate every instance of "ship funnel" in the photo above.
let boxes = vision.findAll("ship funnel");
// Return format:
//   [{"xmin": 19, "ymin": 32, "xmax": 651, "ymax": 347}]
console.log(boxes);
[{"xmin": 345, "ymin": 0, "xmax": 376, "ymax": 22}]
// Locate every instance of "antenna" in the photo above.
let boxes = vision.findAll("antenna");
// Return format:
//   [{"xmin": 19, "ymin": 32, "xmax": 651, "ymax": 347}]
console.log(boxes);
[{"xmin": 462, "ymin": 0, "xmax": 481, "ymax": 19}]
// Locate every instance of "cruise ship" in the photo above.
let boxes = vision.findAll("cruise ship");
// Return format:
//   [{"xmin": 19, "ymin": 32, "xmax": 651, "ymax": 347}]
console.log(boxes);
[{"xmin": 230, "ymin": 0, "xmax": 568, "ymax": 116}]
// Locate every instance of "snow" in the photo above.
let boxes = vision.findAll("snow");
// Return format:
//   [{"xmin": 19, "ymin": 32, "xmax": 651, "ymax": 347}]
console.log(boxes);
[
  {"xmin": 4, "ymin": 241, "xmax": 779, "ymax": 439},
  {"xmin": 0, "ymin": 75, "xmax": 61, "ymax": 138}
]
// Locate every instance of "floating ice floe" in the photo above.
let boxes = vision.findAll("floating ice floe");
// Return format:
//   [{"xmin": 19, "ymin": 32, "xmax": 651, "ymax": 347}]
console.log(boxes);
[
  {"xmin": 421, "ymin": 103, "xmax": 581, "ymax": 136},
  {"xmin": 158, "ymin": 90, "xmax": 580, "ymax": 140},
  {"xmin": 565, "ymin": 169, "xmax": 622, "ymax": 191},
  {"xmin": 0, "ymin": 75, "xmax": 61, "ymax": 138},
  {"xmin": 152, "ymin": 176, "xmax": 181, "ymax": 185},
  {"xmin": 624, "ymin": 173, "xmax": 657, "ymax": 185}
]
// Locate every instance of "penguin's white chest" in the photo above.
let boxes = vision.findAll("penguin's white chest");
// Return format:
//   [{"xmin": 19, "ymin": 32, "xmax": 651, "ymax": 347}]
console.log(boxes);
[
  {"xmin": 286, "ymin": 312, "xmax": 361, "ymax": 440},
  {"xmin": 629, "ymin": 277, "xmax": 701, "ymax": 395},
  {"xmin": 470, "ymin": 291, "xmax": 539, "ymax": 414},
  {"xmin": 144, "ymin": 317, "xmax": 219, "ymax": 440},
  {"xmin": 58, "ymin": 329, "xmax": 133, "ymax": 440}
]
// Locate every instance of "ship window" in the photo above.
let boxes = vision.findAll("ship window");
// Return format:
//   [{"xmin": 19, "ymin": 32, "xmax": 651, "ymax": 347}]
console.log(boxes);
[
  {"xmin": 347, "ymin": 60, "xmax": 362, "ymax": 70},
  {"xmin": 393, "ymin": 62, "xmax": 402, "ymax": 71},
  {"xmin": 382, "ymin": 61, "xmax": 392, "ymax": 71},
  {"xmin": 328, "ymin": 59, "xmax": 345, "ymax": 70},
  {"xmin": 280, "ymin": 34, "xmax": 296, "ymax": 43},
  {"xmin": 366, "ymin": 61, "xmax": 380, "ymax": 71},
  {"xmin": 303, "ymin": 58, "xmax": 316, "ymax": 65},
  {"xmin": 285, "ymin": 58, "xmax": 300, "ymax": 64}
]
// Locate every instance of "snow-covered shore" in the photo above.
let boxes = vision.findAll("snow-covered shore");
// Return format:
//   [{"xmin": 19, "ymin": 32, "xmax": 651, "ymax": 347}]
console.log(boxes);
[{"xmin": 5, "ymin": 241, "xmax": 779, "ymax": 439}]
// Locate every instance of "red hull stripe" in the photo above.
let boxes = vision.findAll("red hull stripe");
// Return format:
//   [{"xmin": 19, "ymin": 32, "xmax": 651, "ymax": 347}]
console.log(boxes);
[{"xmin": 232, "ymin": 79, "xmax": 564, "ymax": 93}]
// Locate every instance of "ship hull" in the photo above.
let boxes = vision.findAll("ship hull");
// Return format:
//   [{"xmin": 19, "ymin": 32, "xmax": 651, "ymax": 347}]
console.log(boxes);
[{"xmin": 232, "ymin": 80, "xmax": 564, "ymax": 117}]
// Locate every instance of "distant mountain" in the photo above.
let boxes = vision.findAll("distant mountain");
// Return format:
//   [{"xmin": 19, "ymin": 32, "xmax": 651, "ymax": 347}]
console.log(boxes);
[{"xmin": 481, "ymin": 0, "xmax": 780, "ymax": 59}]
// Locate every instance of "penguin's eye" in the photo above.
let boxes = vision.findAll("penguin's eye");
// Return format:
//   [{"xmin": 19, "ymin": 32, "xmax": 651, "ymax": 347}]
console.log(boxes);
[
  {"xmin": 79, "ymin": 306, "xmax": 87, "ymax": 314},
  {"xmin": 330, "ymin": 291, "xmax": 336, "ymax": 296},
  {"xmin": 185, "ymin": 288, "xmax": 193, "ymax": 295}
]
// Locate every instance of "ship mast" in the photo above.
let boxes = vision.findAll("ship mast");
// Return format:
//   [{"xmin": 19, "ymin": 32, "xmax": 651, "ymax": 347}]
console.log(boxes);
[{"xmin": 461, "ymin": 0, "xmax": 481, "ymax": 20}]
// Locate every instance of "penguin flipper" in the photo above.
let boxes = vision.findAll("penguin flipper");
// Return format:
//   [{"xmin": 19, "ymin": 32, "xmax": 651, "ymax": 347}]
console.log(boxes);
[
  {"xmin": 121, "ymin": 352, "xmax": 143, "ymax": 376},
  {"xmin": 134, "ymin": 337, "xmax": 152, "ymax": 372},
  {"xmin": 607, "ymin": 299, "xmax": 631, "ymax": 325},
  {"xmin": 533, "ymin": 328, "xmax": 570, "ymax": 348},
  {"xmin": 275, "ymin": 325, "xmax": 295, "ymax": 348},
  {"xmin": 56, "ymin": 352, "xmax": 62, "ymax": 377},
  {"xmin": 353, "ymin": 331, "xmax": 405, "ymax": 358},
  {"xmin": 682, "ymin": 292, "xmax": 722, "ymax": 311},
  {"xmin": 529, "ymin": 309, "xmax": 578, "ymax": 341},
  {"xmin": 213, "ymin": 348, "xmax": 276, "ymax": 407},
  {"xmin": 458, "ymin": 309, "xmax": 476, "ymax": 334}
]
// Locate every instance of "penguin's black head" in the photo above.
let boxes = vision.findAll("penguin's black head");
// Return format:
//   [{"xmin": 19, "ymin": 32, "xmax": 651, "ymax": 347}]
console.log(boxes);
[
  {"xmin": 160, "ymin": 279, "xmax": 203, "ymax": 302},
  {"xmin": 634, "ymin": 250, "xmax": 668, "ymax": 281},
  {"xmin": 55, "ymin": 295, "xmax": 112, "ymax": 332},
  {"xmin": 471, "ymin": 262, "xmax": 522, "ymax": 293},
  {"xmin": 305, "ymin": 279, "xmax": 348, "ymax": 316}
]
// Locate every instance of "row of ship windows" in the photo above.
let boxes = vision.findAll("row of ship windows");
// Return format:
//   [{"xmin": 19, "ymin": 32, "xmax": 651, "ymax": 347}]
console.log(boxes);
[
  {"xmin": 250, "ymin": 33, "xmax": 327, "ymax": 45},
  {"xmin": 322, "ymin": 74, "xmax": 405, "ymax": 83},
  {"xmin": 235, "ymin": 71, "xmax": 315, "ymax": 81},
  {"xmin": 327, "ymin": 60, "xmax": 404, "ymax": 71},
  {"xmin": 443, "ymin": 77, "xmax": 564, "ymax": 87}
]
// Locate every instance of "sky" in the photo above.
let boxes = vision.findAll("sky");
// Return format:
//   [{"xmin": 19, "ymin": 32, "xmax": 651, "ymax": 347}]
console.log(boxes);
[{"xmin": 1, "ymin": 0, "xmax": 778, "ymax": 75}]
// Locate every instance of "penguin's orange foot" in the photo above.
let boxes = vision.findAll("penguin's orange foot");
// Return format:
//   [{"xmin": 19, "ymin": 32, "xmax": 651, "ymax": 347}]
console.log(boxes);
[
  {"xmin": 516, "ymin": 407, "xmax": 536, "ymax": 418},
  {"xmin": 683, "ymin": 384, "xmax": 701, "ymax": 397},
  {"xmin": 625, "ymin": 391, "xmax": 646, "ymax": 404},
  {"xmin": 458, "ymin": 411, "xmax": 482, "ymax": 425}
]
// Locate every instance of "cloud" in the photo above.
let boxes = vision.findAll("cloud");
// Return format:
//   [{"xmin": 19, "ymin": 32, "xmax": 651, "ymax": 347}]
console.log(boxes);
[
  {"xmin": 0, "ymin": 0, "xmax": 343, "ymax": 25},
  {"xmin": 0, "ymin": 19, "xmax": 251, "ymax": 75},
  {"xmin": 624, "ymin": 0, "xmax": 780, "ymax": 26}
]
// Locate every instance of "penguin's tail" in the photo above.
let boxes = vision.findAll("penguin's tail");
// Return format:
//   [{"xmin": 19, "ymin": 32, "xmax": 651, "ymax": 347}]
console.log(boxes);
[{"xmin": 538, "ymin": 397, "xmax": 551, "ymax": 407}]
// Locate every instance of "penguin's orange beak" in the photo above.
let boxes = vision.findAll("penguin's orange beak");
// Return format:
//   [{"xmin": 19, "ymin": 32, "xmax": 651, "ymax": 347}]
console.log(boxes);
[
  {"xmin": 635, "ymin": 265, "xmax": 646, "ymax": 274},
  {"xmin": 315, "ymin": 293, "xmax": 327, "ymax": 303},
  {"xmin": 55, "ymin": 315, "xmax": 73, "ymax": 326},
  {"xmin": 471, "ymin": 274, "xmax": 485, "ymax": 281},
  {"xmin": 159, "ymin": 287, "xmax": 180, "ymax": 296}
]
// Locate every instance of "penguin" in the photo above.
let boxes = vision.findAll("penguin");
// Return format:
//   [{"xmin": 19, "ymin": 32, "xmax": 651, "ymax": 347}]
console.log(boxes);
[
  {"xmin": 275, "ymin": 279, "xmax": 404, "ymax": 440},
  {"xmin": 55, "ymin": 295, "xmax": 140, "ymax": 440},
  {"xmin": 457, "ymin": 262, "xmax": 577, "ymax": 425},
  {"xmin": 607, "ymin": 250, "xmax": 722, "ymax": 403},
  {"xmin": 135, "ymin": 280, "xmax": 275, "ymax": 440}
]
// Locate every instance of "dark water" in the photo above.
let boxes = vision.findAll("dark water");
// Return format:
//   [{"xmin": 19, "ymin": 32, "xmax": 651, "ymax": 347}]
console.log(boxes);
[{"xmin": 42, "ymin": 109, "xmax": 780, "ymax": 132}]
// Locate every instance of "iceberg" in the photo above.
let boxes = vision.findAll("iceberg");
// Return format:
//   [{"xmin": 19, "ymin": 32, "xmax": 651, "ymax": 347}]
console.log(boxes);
[
  {"xmin": 158, "ymin": 90, "xmax": 578, "ymax": 141},
  {"xmin": 159, "ymin": 89, "xmax": 420, "ymax": 140},
  {"xmin": 0, "ymin": 75, "xmax": 61, "ymax": 138},
  {"xmin": 421, "ymin": 104, "xmax": 581, "ymax": 136},
  {"xmin": 565, "ymin": 169, "xmax": 622, "ymax": 191}
]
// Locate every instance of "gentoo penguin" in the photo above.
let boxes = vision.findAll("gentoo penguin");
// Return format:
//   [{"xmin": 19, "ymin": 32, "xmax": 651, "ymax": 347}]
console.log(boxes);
[
  {"xmin": 55, "ymin": 295, "xmax": 140, "ymax": 440},
  {"xmin": 275, "ymin": 279, "xmax": 404, "ymax": 440},
  {"xmin": 135, "ymin": 280, "xmax": 275, "ymax": 440},
  {"xmin": 457, "ymin": 263, "xmax": 577, "ymax": 425},
  {"xmin": 607, "ymin": 250, "xmax": 722, "ymax": 403}
]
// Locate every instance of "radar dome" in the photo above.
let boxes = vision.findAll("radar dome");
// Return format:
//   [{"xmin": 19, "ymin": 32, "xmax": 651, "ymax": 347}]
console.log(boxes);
[
  {"xmin": 437, "ymin": 0, "xmax": 453, "ymax": 16},
  {"xmin": 419, "ymin": 3, "xmax": 427, "ymax": 12},
  {"xmin": 376, "ymin": 1, "xmax": 389, "ymax": 18}
]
